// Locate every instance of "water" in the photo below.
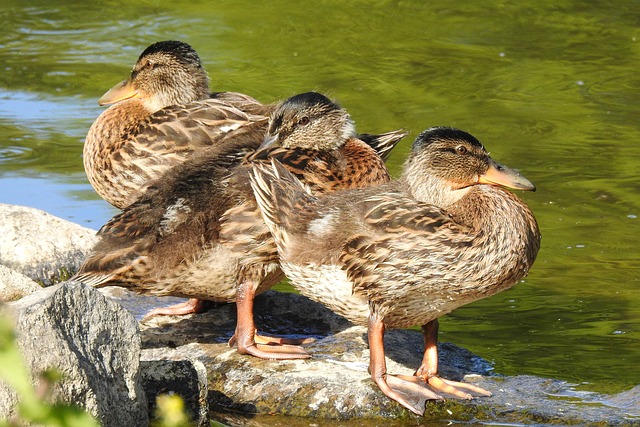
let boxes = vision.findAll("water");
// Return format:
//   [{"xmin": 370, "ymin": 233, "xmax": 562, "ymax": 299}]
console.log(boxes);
[{"xmin": 1, "ymin": 0, "xmax": 638, "ymax": 410}]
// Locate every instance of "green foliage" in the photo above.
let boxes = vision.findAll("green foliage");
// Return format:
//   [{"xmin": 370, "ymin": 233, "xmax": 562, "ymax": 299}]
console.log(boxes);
[
  {"xmin": 151, "ymin": 394, "xmax": 192, "ymax": 427},
  {"xmin": 0, "ymin": 313, "xmax": 99, "ymax": 427}
]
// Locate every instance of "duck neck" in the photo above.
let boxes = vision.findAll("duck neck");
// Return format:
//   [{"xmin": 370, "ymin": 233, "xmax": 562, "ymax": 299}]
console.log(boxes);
[
  {"xmin": 446, "ymin": 185, "xmax": 535, "ymax": 235},
  {"xmin": 400, "ymin": 169, "xmax": 472, "ymax": 208}
]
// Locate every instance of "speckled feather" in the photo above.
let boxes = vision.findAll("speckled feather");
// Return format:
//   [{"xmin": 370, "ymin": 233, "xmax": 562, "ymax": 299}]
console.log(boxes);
[
  {"xmin": 75, "ymin": 92, "xmax": 397, "ymax": 305},
  {"xmin": 84, "ymin": 40, "xmax": 271, "ymax": 209},
  {"xmin": 85, "ymin": 99, "xmax": 268, "ymax": 209},
  {"xmin": 250, "ymin": 128, "xmax": 541, "ymax": 329}
]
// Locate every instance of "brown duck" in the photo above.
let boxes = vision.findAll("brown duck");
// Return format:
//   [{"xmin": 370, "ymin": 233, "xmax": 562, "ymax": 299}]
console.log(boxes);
[
  {"xmin": 84, "ymin": 40, "xmax": 405, "ymax": 210},
  {"xmin": 250, "ymin": 126, "xmax": 541, "ymax": 414},
  {"xmin": 84, "ymin": 40, "xmax": 269, "ymax": 209},
  {"xmin": 74, "ymin": 92, "xmax": 397, "ymax": 360}
]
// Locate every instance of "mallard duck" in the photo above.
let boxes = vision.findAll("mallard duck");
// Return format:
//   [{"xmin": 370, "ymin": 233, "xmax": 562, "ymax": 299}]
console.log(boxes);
[
  {"xmin": 85, "ymin": 40, "xmax": 406, "ymax": 210},
  {"xmin": 84, "ymin": 40, "xmax": 270, "ymax": 209},
  {"xmin": 249, "ymin": 126, "xmax": 541, "ymax": 414},
  {"xmin": 84, "ymin": 39, "xmax": 406, "ymax": 318},
  {"xmin": 74, "ymin": 92, "xmax": 397, "ymax": 359}
]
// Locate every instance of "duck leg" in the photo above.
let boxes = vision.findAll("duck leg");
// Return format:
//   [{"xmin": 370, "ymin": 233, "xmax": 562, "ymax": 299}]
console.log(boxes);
[
  {"xmin": 368, "ymin": 314, "xmax": 442, "ymax": 415},
  {"xmin": 413, "ymin": 319, "xmax": 492, "ymax": 398},
  {"xmin": 142, "ymin": 298, "xmax": 207, "ymax": 320},
  {"xmin": 230, "ymin": 280, "xmax": 311, "ymax": 359}
]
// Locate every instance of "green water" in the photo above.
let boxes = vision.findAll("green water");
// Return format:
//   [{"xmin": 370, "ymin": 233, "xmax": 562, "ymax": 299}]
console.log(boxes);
[{"xmin": 1, "ymin": 0, "xmax": 638, "ymax": 409}]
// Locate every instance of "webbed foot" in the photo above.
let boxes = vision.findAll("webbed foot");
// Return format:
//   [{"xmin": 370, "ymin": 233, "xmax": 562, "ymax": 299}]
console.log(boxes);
[{"xmin": 142, "ymin": 298, "xmax": 206, "ymax": 320}]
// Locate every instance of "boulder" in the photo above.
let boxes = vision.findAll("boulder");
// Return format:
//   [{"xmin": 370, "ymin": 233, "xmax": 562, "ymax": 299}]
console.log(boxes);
[
  {"xmin": 1, "ymin": 281, "xmax": 148, "ymax": 427},
  {"xmin": 0, "ymin": 264, "xmax": 41, "ymax": 301},
  {"xmin": 0, "ymin": 204, "xmax": 98, "ymax": 286}
]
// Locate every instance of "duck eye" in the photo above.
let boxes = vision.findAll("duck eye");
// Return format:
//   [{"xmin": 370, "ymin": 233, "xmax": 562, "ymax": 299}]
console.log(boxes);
[
  {"xmin": 455, "ymin": 145, "xmax": 467, "ymax": 154},
  {"xmin": 141, "ymin": 59, "xmax": 157, "ymax": 70},
  {"xmin": 298, "ymin": 116, "xmax": 310, "ymax": 126}
]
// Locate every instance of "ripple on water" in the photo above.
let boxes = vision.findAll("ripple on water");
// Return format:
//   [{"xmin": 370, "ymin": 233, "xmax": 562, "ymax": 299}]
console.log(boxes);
[{"xmin": 0, "ymin": 146, "xmax": 34, "ymax": 165}]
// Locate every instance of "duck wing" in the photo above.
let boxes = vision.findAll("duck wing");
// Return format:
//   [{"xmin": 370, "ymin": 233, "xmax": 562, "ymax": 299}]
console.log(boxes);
[{"xmin": 339, "ymin": 195, "xmax": 474, "ymax": 302}]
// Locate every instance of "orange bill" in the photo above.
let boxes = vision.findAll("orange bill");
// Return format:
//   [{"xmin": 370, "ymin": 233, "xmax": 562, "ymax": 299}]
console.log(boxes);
[
  {"xmin": 478, "ymin": 160, "xmax": 536, "ymax": 191},
  {"xmin": 98, "ymin": 79, "xmax": 138, "ymax": 106}
]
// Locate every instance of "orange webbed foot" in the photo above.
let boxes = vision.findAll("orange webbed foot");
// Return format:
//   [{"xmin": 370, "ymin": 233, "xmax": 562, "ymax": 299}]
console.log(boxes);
[
  {"xmin": 413, "ymin": 319, "xmax": 493, "ymax": 399},
  {"xmin": 233, "ymin": 281, "xmax": 313, "ymax": 360},
  {"xmin": 229, "ymin": 331, "xmax": 311, "ymax": 360},
  {"xmin": 407, "ymin": 369, "xmax": 492, "ymax": 400},
  {"xmin": 254, "ymin": 333, "xmax": 315, "ymax": 346},
  {"xmin": 142, "ymin": 298, "xmax": 207, "ymax": 320},
  {"xmin": 375, "ymin": 373, "xmax": 443, "ymax": 415}
]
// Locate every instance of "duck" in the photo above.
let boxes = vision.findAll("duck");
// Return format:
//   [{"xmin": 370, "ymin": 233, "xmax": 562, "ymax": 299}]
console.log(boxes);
[
  {"xmin": 249, "ymin": 126, "xmax": 541, "ymax": 415},
  {"xmin": 85, "ymin": 40, "xmax": 406, "ymax": 210},
  {"xmin": 84, "ymin": 40, "xmax": 405, "ymax": 317},
  {"xmin": 84, "ymin": 40, "xmax": 269, "ymax": 209},
  {"xmin": 74, "ymin": 91, "xmax": 397, "ymax": 360}
]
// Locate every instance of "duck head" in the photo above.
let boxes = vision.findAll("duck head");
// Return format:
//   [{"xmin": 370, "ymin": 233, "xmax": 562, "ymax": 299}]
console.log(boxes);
[
  {"xmin": 404, "ymin": 127, "xmax": 535, "ymax": 206},
  {"xmin": 98, "ymin": 40, "xmax": 210, "ymax": 112},
  {"xmin": 260, "ymin": 92, "xmax": 356, "ymax": 151}
]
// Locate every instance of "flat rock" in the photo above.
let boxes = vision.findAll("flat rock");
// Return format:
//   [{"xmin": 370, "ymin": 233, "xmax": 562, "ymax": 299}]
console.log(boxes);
[
  {"xmin": 2, "ymin": 281, "xmax": 148, "ymax": 427},
  {"xmin": 132, "ymin": 290, "xmax": 640, "ymax": 426},
  {"xmin": 0, "ymin": 204, "xmax": 98, "ymax": 285}
]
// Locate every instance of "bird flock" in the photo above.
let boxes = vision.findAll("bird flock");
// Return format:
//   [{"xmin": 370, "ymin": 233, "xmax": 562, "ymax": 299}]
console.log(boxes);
[{"xmin": 74, "ymin": 40, "xmax": 540, "ymax": 416}]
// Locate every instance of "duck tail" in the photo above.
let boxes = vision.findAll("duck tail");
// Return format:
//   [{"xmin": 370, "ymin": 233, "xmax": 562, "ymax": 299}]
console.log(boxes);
[
  {"xmin": 250, "ymin": 158, "xmax": 316, "ymax": 242},
  {"xmin": 358, "ymin": 129, "xmax": 408, "ymax": 161},
  {"xmin": 71, "ymin": 245, "xmax": 140, "ymax": 288}
]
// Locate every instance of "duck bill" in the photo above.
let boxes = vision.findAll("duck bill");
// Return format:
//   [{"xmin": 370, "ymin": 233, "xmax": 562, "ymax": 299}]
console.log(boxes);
[
  {"xmin": 478, "ymin": 160, "xmax": 536, "ymax": 192},
  {"xmin": 98, "ymin": 79, "xmax": 138, "ymax": 106},
  {"xmin": 258, "ymin": 134, "xmax": 280, "ymax": 150}
]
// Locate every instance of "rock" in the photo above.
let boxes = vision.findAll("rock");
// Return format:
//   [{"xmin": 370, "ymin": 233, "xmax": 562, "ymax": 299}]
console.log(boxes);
[
  {"xmin": 133, "ymin": 290, "xmax": 640, "ymax": 426},
  {"xmin": 605, "ymin": 385, "xmax": 640, "ymax": 417},
  {"xmin": 0, "ymin": 264, "xmax": 41, "ymax": 301},
  {"xmin": 140, "ymin": 354, "xmax": 209, "ymax": 426},
  {"xmin": 1, "ymin": 205, "xmax": 636, "ymax": 426},
  {"xmin": 0, "ymin": 204, "xmax": 98, "ymax": 286},
  {"xmin": 1, "ymin": 281, "xmax": 148, "ymax": 427}
]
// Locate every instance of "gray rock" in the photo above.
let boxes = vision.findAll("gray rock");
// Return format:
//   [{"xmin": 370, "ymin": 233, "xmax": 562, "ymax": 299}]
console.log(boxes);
[
  {"xmin": 0, "ymin": 264, "xmax": 41, "ymax": 301},
  {"xmin": 140, "ymin": 352, "xmax": 209, "ymax": 426},
  {"xmin": 1, "ymin": 206, "xmax": 636, "ymax": 426},
  {"xmin": 2, "ymin": 281, "xmax": 148, "ymax": 427},
  {"xmin": 605, "ymin": 385, "xmax": 640, "ymax": 418},
  {"xmin": 0, "ymin": 204, "xmax": 98, "ymax": 286},
  {"xmin": 134, "ymin": 291, "xmax": 640, "ymax": 426}
]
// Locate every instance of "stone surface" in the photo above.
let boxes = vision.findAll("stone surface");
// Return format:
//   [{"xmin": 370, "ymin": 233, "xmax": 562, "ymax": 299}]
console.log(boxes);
[
  {"xmin": 2, "ymin": 281, "xmax": 148, "ymax": 427},
  {"xmin": 0, "ymin": 264, "xmax": 41, "ymax": 301},
  {"xmin": 132, "ymin": 290, "xmax": 640, "ymax": 426},
  {"xmin": 0, "ymin": 204, "xmax": 98, "ymax": 285},
  {"xmin": 0, "ymin": 205, "xmax": 637, "ymax": 426},
  {"xmin": 140, "ymin": 354, "xmax": 209, "ymax": 426}
]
